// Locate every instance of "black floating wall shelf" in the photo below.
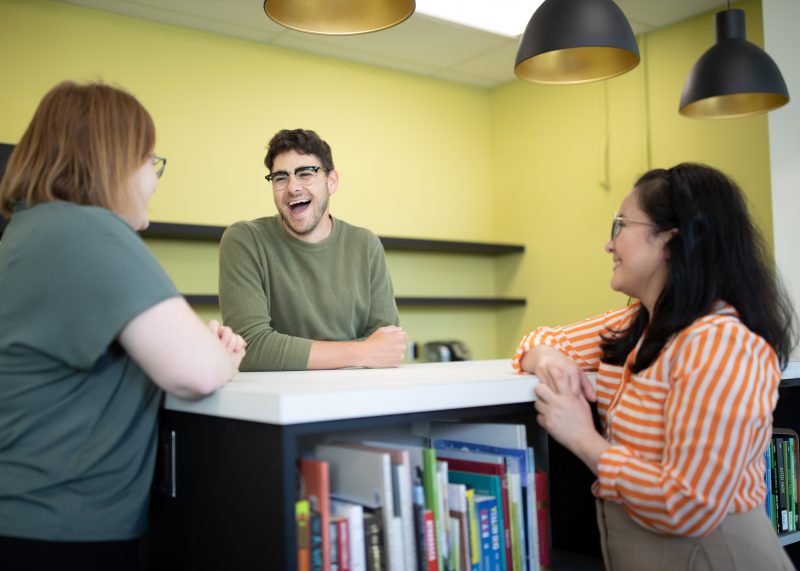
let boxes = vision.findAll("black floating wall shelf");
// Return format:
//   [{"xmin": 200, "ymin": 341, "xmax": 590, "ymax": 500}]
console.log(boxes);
[
  {"xmin": 140, "ymin": 222, "xmax": 524, "ymax": 256},
  {"xmin": 184, "ymin": 294, "xmax": 525, "ymax": 308}
]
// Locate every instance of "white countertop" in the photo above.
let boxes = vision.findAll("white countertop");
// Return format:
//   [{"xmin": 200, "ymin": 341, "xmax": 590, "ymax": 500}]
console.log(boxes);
[
  {"xmin": 164, "ymin": 359, "xmax": 532, "ymax": 426},
  {"xmin": 163, "ymin": 359, "xmax": 800, "ymax": 426}
]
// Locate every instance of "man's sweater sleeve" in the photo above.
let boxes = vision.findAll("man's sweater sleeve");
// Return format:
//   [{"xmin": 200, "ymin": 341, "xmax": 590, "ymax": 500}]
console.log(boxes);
[
  {"xmin": 363, "ymin": 233, "xmax": 399, "ymax": 336},
  {"xmin": 218, "ymin": 223, "xmax": 312, "ymax": 371}
]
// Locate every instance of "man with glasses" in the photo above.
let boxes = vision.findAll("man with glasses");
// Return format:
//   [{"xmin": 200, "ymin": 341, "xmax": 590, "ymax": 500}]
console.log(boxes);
[{"xmin": 218, "ymin": 128, "xmax": 406, "ymax": 371}]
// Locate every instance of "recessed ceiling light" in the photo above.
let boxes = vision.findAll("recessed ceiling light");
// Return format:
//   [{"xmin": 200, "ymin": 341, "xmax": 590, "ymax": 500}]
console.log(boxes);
[{"xmin": 415, "ymin": 0, "xmax": 545, "ymax": 38}]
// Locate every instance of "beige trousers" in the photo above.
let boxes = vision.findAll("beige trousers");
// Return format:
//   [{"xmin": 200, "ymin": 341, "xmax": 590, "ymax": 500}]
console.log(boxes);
[{"xmin": 596, "ymin": 499, "xmax": 796, "ymax": 571}]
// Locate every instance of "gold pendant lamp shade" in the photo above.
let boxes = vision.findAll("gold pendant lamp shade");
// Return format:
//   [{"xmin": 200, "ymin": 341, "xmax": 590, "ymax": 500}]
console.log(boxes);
[
  {"xmin": 263, "ymin": 0, "xmax": 415, "ymax": 35},
  {"xmin": 515, "ymin": 0, "xmax": 640, "ymax": 84},
  {"xmin": 679, "ymin": 9, "xmax": 789, "ymax": 119}
]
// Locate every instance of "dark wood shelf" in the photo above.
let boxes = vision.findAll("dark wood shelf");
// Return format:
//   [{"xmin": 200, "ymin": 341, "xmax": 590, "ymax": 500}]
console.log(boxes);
[
  {"xmin": 184, "ymin": 294, "xmax": 525, "ymax": 308},
  {"xmin": 142, "ymin": 222, "xmax": 225, "ymax": 241},
  {"xmin": 140, "ymin": 221, "xmax": 524, "ymax": 255},
  {"xmin": 5, "ymin": 219, "xmax": 525, "ymax": 257}
]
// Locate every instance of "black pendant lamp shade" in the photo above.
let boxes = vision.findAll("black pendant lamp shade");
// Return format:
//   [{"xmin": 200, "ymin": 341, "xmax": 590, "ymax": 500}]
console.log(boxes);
[
  {"xmin": 515, "ymin": 0, "xmax": 640, "ymax": 84},
  {"xmin": 679, "ymin": 9, "xmax": 789, "ymax": 119},
  {"xmin": 263, "ymin": 0, "xmax": 415, "ymax": 35}
]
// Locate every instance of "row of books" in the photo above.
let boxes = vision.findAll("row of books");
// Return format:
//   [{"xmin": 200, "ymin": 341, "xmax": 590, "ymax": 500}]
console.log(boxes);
[
  {"xmin": 295, "ymin": 422, "xmax": 550, "ymax": 571},
  {"xmin": 766, "ymin": 429, "xmax": 799, "ymax": 534}
]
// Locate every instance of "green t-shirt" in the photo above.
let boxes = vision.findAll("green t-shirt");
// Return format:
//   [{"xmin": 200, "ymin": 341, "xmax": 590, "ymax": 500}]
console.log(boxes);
[
  {"xmin": 218, "ymin": 215, "xmax": 399, "ymax": 371},
  {"xmin": 0, "ymin": 201, "xmax": 179, "ymax": 541}
]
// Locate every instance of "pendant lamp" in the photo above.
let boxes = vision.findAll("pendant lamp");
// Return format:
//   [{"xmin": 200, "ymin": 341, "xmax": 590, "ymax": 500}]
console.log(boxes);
[
  {"xmin": 515, "ymin": 0, "xmax": 640, "ymax": 84},
  {"xmin": 679, "ymin": 7, "xmax": 789, "ymax": 119},
  {"xmin": 263, "ymin": 0, "xmax": 415, "ymax": 35}
]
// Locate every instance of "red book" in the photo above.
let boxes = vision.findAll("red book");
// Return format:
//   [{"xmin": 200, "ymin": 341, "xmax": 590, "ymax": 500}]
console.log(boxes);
[
  {"xmin": 333, "ymin": 516, "xmax": 351, "ymax": 571},
  {"xmin": 438, "ymin": 454, "xmax": 512, "ymax": 571},
  {"xmin": 424, "ymin": 509, "xmax": 438, "ymax": 571},
  {"xmin": 299, "ymin": 458, "xmax": 331, "ymax": 571},
  {"xmin": 535, "ymin": 470, "xmax": 550, "ymax": 567}
]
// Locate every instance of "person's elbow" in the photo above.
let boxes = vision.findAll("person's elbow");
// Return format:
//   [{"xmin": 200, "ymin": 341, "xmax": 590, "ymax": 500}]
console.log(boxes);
[{"xmin": 154, "ymin": 359, "xmax": 233, "ymax": 401}]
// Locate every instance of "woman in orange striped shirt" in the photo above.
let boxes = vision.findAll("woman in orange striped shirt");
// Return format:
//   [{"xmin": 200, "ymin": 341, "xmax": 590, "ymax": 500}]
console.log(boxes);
[{"xmin": 513, "ymin": 164, "xmax": 797, "ymax": 570}]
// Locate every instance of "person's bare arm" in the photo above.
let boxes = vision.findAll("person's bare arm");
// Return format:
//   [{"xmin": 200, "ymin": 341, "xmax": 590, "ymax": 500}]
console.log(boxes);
[
  {"xmin": 306, "ymin": 325, "xmax": 407, "ymax": 369},
  {"xmin": 119, "ymin": 297, "xmax": 245, "ymax": 400}
]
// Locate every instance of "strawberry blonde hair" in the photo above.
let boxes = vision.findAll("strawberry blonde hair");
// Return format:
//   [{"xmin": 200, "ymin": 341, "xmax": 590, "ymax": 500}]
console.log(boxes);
[{"xmin": 1, "ymin": 81, "xmax": 155, "ymax": 219}]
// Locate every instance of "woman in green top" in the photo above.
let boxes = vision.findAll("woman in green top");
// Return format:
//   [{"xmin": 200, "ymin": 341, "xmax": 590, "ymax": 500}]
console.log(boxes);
[{"xmin": 0, "ymin": 81, "xmax": 246, "ymax": 570}]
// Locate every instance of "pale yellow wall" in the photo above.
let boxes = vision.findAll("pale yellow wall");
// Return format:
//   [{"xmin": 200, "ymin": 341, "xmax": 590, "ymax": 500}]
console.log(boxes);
[
  {"xmin": 0, "ymin": 0, "xmax": 773, "ymax": 362},
  {"xmin": 0, "ymin": 0, "xmax": 505, "ymax": 360},
  {"xmin": 490, "ymin": 0, "xmax": 773, "ymax": 356}
]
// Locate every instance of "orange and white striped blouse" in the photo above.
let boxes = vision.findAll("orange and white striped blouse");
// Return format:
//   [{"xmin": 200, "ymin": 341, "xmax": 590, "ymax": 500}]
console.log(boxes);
[{"xmin": 512, "ymin": 300, "xmax": 781, "ymax": 537}]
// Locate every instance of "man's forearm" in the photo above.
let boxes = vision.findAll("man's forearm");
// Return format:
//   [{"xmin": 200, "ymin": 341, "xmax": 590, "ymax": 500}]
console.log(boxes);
[{"xmin": 306, "ymin": 339, "xmax": 362, "ymax": 369}]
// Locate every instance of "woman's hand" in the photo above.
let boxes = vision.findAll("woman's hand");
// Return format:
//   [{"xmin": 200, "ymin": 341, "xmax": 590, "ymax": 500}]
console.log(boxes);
[
  {"xmin": 209, "ymin": 320, "xmax": 247, "ymax": 371},
  {"xmin": 534, "ymin": 382, "xmax": 609, "ymax": 475},
  {"xmin": 521, "ymin": 345, "xmax": 595, "ymax": 401}
]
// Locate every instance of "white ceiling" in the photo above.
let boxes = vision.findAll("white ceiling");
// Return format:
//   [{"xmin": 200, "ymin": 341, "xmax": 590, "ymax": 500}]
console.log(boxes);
[{"xmin": 56, "ymin": 0, "xmax": 725, "ymax": 88}]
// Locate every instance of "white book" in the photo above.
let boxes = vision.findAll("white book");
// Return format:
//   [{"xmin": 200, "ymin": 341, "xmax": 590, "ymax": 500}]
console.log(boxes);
[
  {"xmin": 330, "ymin": 499, "xmax": 366, "ymax": 571},
  {"xmin": 335, "ymin": 441, "xmax": 418, "ymax": 571},
  {"xmin": 315, "ymin": 444, "xmax": 403, "ymax": 571}
]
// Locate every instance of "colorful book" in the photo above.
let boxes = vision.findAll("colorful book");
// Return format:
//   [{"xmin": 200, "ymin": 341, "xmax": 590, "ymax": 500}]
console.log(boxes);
[
  {"xmin": 423, "ymin": 448, "xmax": 446, "ymax": 571},
  {"xmin": 331, "ymin": 500, "xmax": 366, "ymax": 571},
  {"xmin": 437, "ymin": 450, "xmax": 510, "ymax": 571},
  {"xmin": 297, "ymin": 499, "xmax": 312, "ymax": 571},
  {"xmin": 424, "ymin": 508, "xmax": 439, "ymax": 571},
  {"xmin": 330, "ymin": 516, "xmax": 339, "ymax": 571},
  {"xmin": 428, "ymin": 421, "xmax": 536, "ymax": 571},
  {"xmin": 778, "ymin": 437, "xmax": 788, "ymax": 531},
  {"xmin": 315, "ymin": 444, "xmax": 401, "ymax": 571},
  {"xmin": 364, "ymin": 509, "xmax": 385, "ymax": 571},
  {"xmin": 448, "ymin": 483, "xmax": 472, "ymax": 571},
  {"xmin": 334, "ymin": 516, "xmax": 351, "ymax": 571},
  {"xmin": 475, "ymin": 494, "xmax": 502, "ymax": 571},
  {"xmin": 535, "ymin": 471, "xmax": 550, "ymax": 567},
  {"xmin": 435, "ymin": 440, "xmax": 528, "ymax": 571},
  {"xmin": 299, "ymin": 458, "xmax": 331, "ymax": 571},
  {"xmin": 339, "ymin": 442, "xmax": 418, "ymax": 571},
  {"xmin": 413, "ymin": 485, "xmax": 429, "ymax": 571},
  {"xmin": 465, "ymin": 488, "xmax": 482, "ymax": 571}
]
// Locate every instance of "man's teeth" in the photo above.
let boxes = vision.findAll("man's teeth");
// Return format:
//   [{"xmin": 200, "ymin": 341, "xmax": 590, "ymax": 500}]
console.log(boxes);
[{"xmin": 289, "ymin": 199, "xmax": 311, "ymax": 209}]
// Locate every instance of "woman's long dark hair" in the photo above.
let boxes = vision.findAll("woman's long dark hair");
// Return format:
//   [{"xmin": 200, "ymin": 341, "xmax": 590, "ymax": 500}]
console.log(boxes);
[{"xmin": 601, "ymin": 163, "xmax": 797, "ymax": 372}]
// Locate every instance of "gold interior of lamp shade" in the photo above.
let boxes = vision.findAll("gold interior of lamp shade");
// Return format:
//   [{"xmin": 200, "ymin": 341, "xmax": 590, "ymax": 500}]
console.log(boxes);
[
  {"xmin": 515, "ymin": 46, "xmax": 640, "ymax": 84},
  {"xmin": 264, "ymin": 0, "xmax": 415, "ymax": 35},
  {"xmin": 680, "ymin": 92, "xmax": 790, "ymax": 119}
]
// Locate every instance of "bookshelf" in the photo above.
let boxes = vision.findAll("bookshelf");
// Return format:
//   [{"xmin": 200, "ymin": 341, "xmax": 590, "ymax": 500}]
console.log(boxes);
[
  {"xmin": 143, "ymin": 360, "xmax": 549, "ymax": 570},
  {"xmin": 774, "ymin": 362, "xmax": 800, "ymax": 559}
]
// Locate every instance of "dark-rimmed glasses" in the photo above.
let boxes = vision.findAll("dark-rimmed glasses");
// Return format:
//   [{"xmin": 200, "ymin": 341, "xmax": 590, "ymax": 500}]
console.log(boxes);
[
  {"xmin": 152, "ymin": 154, "xmax": 167, "ymax": 179},
  {"xmin": 265, "ymin": 165, "xmax": 325, "ymax": 191},
  {"xmin": 610, "ymin": 211, "xmax": 658, "ymax": 240}
]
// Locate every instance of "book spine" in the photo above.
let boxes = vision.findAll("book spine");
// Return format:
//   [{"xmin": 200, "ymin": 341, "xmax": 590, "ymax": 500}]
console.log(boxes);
[
  {"xmin": 413, "ymin": 485, "xmax": 428, "ymax": 571},
  {"xmin": 765, "ymin": 447, "xmax": 772, "ymax": 521},
  {"xmin": 330, "ymin": 518, "xmax": 339, "ymax": 571},
  {"xmin": 525, "ymin": 447, "xmax": 539, "ymax": 571},
  {"xmin": 423, "ymin": 448, "xmax": 445, "ymax": 571},
  {"xmin": 786, "ymin": 438, "xmax": 797, "ymax": 531},
  {"xmin": 779, "ymin": 438, "xmax": 788, "ymax": 532},
  {"xmin": 772, "ymin": 439, "xmax": 780, "ymax": 531},
  {"xmin": 297, "ymin": 499, "xmax": 312, "ymax": 571},
  {"xmin": 365, "ymin": 511, "xmax": 386, "ymax": 571},
  {"xmin": 465, "ymin": 489, "xmax": 481, "ymax": 571},
  {"xmin": 424, "ymin": 509, "xmax": 439, "ymax": 571},
  {"xmin": 535, "ymin": 471, "xmax": 550, "ymax": 568},
  {"xmin": 337, "ymin": 517, "xmax": 351, "ymax": 571},
  {"xmin": 312, "ymin": 510, "xmax": 323, "ymax": 571}
]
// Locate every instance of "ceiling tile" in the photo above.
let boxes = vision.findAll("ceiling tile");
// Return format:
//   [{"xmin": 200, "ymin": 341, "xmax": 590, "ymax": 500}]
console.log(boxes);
[{"xmin": 54, "ymin": 0, "xmax": 729, "ymax": 89}]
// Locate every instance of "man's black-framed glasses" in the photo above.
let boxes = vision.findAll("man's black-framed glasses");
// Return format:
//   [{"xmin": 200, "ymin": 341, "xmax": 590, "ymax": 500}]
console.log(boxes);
[
  {"xmin": 152, "ymin": 154, "xmax": 167, "ymax": 179},
  {"xmin": 265, "ymin": 165, "xmax": 325, "ymax": 191}
]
